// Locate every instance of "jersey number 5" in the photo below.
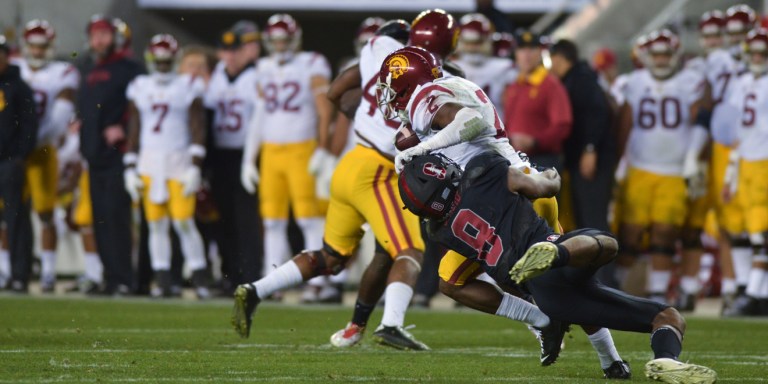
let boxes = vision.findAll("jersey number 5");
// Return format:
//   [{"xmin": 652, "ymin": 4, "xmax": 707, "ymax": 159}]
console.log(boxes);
[{"xmin": 451, "ymin": 209, "xmax": 504, "ymax": 266}]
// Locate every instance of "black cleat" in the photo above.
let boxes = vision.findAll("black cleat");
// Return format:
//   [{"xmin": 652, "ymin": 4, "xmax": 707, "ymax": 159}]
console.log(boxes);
[
  {"xmin": 604, "ymin": 360, "xmax": 632, "ymax": 379},
  {"xmin": 674, "ymin": 293, "xmax": 696, "ymax": 312},
  {"xmin": 722, "ymin": 295, "xmax": 760, "ymax": 317},
  {"xmin": 534, "ymin": 319, "xmax": 569, "ymax": 366},
  {"xmin": 372, "ymin": 325, "xmax": 430, "ymax": 351},
  {"xmin": 232, "ymin": 284, "xmax": 260, "ymax": 338}
]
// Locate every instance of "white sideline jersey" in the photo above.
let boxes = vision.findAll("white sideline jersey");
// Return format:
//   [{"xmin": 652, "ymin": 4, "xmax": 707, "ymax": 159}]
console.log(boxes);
[
  {"xmin": 204, "ymin": 62, "xmax": 259, "ymax": 149},
  {"xmin": 623, "ymin": 68, "xmax": 705, "ymax": 175},
  {"xmin": 255, "ymin": 51, "xmax": 331, "ymax": 144},
  {"xmin": 706, "ymin": 49, "xmax": 743, "ymax": 146},
  {"xmin": 127, "ymin": 73, "xmax": 205, "ymax": 178},
  {"xmin": 727, "ymin": 72, "xmax": 768, "ymax": 161},
  {"xmin": 406, "ymin": 76, "xmax": 525, "ymax": 170},
  {"xmin": 353, "ymin": 36, "xmax": 404, "ymax": 158},
  {"xmin": 453, "ymin": 56, "xmax": 517, "ymax": 120},
  {"xmin": 15, "ymin": 59, "xmax": 79, "ymax": 146},
  {"xmin": 610, "ymin": 72, "xmax": 631, "ymax": 106}
]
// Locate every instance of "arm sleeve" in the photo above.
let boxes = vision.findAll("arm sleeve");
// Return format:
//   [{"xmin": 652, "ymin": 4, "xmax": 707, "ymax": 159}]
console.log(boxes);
[{"xmin": 532, "ymin": 79, "xmax": 572, "ymax": 153}]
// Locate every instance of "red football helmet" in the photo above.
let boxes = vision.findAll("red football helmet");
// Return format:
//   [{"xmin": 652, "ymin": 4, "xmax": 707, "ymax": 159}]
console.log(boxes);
[
  {"xmin": 147, "ymin": 34, "xmax": 179, "ymax": 62},
  {"xmin": 491, "ymin": 32, "xmax": 515, "ymax": 58},
  {"xmin": 725, "ymin": 5, "xmax": 757, "ymax": 34},
  {"xmin": 459, "ymin": 13, "xmax": 493, "ymax": 43},
  {"xmin": 699, "ymin": 10, "xmax": 726, "ymax": 35},
  {"xmin": 640, "ymin": 29, "xmax": 681, "ymax": 78},
  {"xmin": 376, "ymin": 46, "xmax": 443, "ymax": 120},
  {"xmin": 24, "ymin": 19, "xmax": 55, "ymax": 46},
  {"xmin": 410, "ymin": 9, "xmax": 459, "ymax": 60},
  {"xmin": 355, "ymin": 17, "xmax": 385, "ymax": 53},
  {"xmin": 744, "ymin": 28, "xmax": 768, "ymax": 75},
  {"xmin": 264, "ymin": 13, "xmax": 301, "ymax": 56}
]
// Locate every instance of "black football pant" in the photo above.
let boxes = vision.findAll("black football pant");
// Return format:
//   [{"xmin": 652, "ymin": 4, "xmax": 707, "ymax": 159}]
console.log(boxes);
[
  {"xmin": 0, "ymin": 160, "xmax": 33, "ymax": 285},
  {"xmin": 415, "ymin": 221, "xmax": 443, "ymax": 300},
  {"xmin": 208, "ymin": 149, "xmax": 262, "ymax": 288},
  {"xmin": 89, "ymin": 166, "xmax": 134, "ymax": 291},
  {"xmin": 526, "ymin": 228, "xmax": 668, "ymax": 333}
]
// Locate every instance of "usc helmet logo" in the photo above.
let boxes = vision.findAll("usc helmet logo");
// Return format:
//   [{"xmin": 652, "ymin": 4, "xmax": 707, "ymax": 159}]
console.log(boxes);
[{"xmin": 387, "ymin": 54, "xmax": 410, "ymax": 79}]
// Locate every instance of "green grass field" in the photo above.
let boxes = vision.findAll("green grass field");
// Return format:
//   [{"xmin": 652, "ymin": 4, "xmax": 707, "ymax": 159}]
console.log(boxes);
[{"xmin": 0, "ymin": 296, "xmax": 766, "ymax": 383}]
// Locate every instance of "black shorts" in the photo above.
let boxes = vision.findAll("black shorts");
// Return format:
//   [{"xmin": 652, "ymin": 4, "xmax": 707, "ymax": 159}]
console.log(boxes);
[{"xmin": 525, "ymin": 228, "xmax": 669, "ymax": 333}]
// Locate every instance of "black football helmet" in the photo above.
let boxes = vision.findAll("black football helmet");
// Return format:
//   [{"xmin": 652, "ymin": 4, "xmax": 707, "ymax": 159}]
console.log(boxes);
[
  {"xmin": 376, "ymin": 19, "xmax": 410, "ymax": 45},
  {"xmin": 398, "ymin": 154, "xmax": 462, "ymax": 219}
]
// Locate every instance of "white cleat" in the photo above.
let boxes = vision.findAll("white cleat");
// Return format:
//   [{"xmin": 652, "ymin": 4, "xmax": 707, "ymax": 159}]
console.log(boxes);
[
  {"xmin": 330, "ymin": 322, "xmax": 365, "ymax": 347},
  {"xmin": 645, "ymin": 358, "xmax": 717, "ymax": 384}
]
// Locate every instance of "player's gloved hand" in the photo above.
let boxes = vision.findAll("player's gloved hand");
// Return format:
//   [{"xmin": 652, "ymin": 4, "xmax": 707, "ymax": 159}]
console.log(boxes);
[
  {"xmin": 314, "ymin": 156, "xmax": 338, "ymax": 200},
  {"xmin": 241, "ymin": 161, "xmax": 260, "ymax": 194},
  {"xmin": 395, "ymin": 143, "xmax": 429, "ymax": 174},
  {"xmin": 181, "ymin": 166, "xmax": 202, "ymax": 197},
  {"xmin": 308, "ymin": 148, "xmax": 334, "ymax": 176},
  {"xmin": 123, "ymin": 167, "xmax": 144, "ymax": 203},
  {"xmin": 614, "ymin": 156, "xmax": 628, "ymax": 182},
  {"xmin": 722, "ymin": 150, "xmax": 740, "ymax": 202}
]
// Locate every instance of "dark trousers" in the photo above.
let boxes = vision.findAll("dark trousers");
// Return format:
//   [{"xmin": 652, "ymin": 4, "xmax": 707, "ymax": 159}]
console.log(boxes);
[
  {"xmin": 209, "ymin": 149, "xmax": 262, "ymax": 289},
  {"xmin": 415, "ymin": 222, "xmax": 442, "ymax": 300},
  {"xmin": 88, "ymin": 166, "xmax": 134, "ymax": 291},
  {"xmin": 567, "ymin": 158, "xmax": 618, "ymax": 288},
  {"xmin": 0, "ymin": 160, "xmax": 33, "ymax": 285}
]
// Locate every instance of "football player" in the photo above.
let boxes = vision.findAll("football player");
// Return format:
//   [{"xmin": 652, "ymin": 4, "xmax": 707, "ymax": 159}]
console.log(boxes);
[
  {"xmin": 721, "ymin": 28, "xmax": 768, "ymax": 316},
  {"xmin": 399, "ymin": 151, "xmax": 716, "ymax": 384},
  {"xmin": 204, "ymin": 21, "xmax": 262, "ymax": 292},
  {"xmin": 14, "ymin": 19, "xmax": 78, "ymax": 292},
  {"xmin": 614, "ymin": 29, "xmax": 708, "ymax": 304},
  {"xmin": 453, "ymin": 13, "xmax": 517, "ymax": 120},
  {"xmin": 710, "ymin": 5, "xmax": 758, "ymax": 315},
  {"xmin": 384, "ymin": 46, "xmax": 630, "ymax": 377},
  {"xmin": 491, "ymin": 32, "xmax": 515, "ymax": 59},
  {"xmin": 123, "ymin": 34, "xmax": 209, "ymax": 298},
  {"xmin": 240, "ymin": 14, "xmax": 333, "ymax": 300}
]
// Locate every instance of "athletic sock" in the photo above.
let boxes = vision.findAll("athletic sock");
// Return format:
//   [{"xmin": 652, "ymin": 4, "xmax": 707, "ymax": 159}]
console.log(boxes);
[
  {"xmin": 253, "ymin": 260, "xmax": 303, "ymax": 300},
  {"xmin": 148, "ymin": 218, "xmax": 172, "ymax": 271},
  {"xmin": 84, "ymin": 252, "xmax": 103, "ymax": 284},
  {"xmin": 553, "ymin": 244, "xmax": 571, "ymax": 268},
  {"xmin": 495, "ymin": 292, "xmax": 549, "ymax": 328},
  {"xmin": 380, "ymin": 282, "xmax": 413, "ymax": 327},
  {"xmin": 680, "ymin": 276, "xmax": 701, "ymax": 295},
  {"xmin": 587, "ymin": 328, "xmax": 622, "ymax": 369},
  {"xmin": 721, "ymin": 278, "xmax": 737, "ymax": 296},
  {"xmin": 732, "ymin": 246, "xmax": 752, "ymax": 286},
  {"xmin": 40, "ymin": 250, "xmax": 56, "ymax": 282},
  {"xmin": 648, "ymin": 270, "xmax": 672, "ymax": 296},
  {"xmin": 351, "ymin": 299, "xmax": 376, "ymax": 327},
  {"xmin": 650, "ymin": 326, "xmax": 682, "ymax": 360},
  {"xmin": 745, "ymin": 268, "xmax": 766, "ymax": 298},
  {"xmin": 0, "ymin": 248, "xmax": 9, "ymax": 284},
  {"xmin": 172, "ymin": 219, "xmax": 207, "ymax": 271}
]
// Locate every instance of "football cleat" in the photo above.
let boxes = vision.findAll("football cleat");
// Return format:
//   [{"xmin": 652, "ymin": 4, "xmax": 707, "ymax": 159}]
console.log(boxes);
[
  {"xmin": 232, "ymin": 284, "xmax": 261, "ymax": 338},
  {"xmin": 722, "ymin": 295, "xmax": 760, "ymax": 317},
  {"xmin": 533, "ymin": 319, "xmax": 569, "ymax": 366},
  {"xmin": 644, "ymin": 358, "xmax": 716, "ymax": 384},
  {"xmin": 372, "ymin": 325, "xmax": 430, "ymax": 351},
  {"xmin": 509, "ymin": 242, "xmax": 558, "ymax": 284},
  {"xmin": 330, "ymin": 322, "xmax": 365, "ymax": 347},
  {"xmin": 40, "ymin": 277, "xmax": 56, "ymax": 293},
  {"xmin": 604, "ymin": 360, "xmax": 632, "ymax": 379}
]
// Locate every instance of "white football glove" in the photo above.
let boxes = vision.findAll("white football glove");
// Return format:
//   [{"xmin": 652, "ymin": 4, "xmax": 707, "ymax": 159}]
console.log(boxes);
[
  {"xmin": 686, "ymin": 161, "xmax": 708, "ymax": 200},
  {"xmin": 394, "ymin": 143, "xmax": 429, "ymax": 174},
  {"xmin": 308, "ymin": 148, "xmax": 334, "ymax": 176},
  {"xmin": 241, "ymin": 161, "xmax": 260, "ymax": 194},
  {"xmin": 614, "ymin": 156, "xmax": 628, "ymax": 183},
  {"xmin": 314, "ymin": 157, "xmax": 338, "ymax": 200},
  {"xmin": 181, "ymin": 166, "xmax": 201, "ymax": 197},
  {"xmin": 723, "ymin": 151, "xmax": 740, "ymax": 197},
  {"xmin": 123, "ymin": 167, "xmax": 144, "ymax": 202}
]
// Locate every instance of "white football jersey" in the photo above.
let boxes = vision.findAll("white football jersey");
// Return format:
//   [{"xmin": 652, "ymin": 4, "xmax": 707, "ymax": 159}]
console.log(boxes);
[
  {"xmin": 706, "ymin": 49, "xmax": 743, "ymax": 146},
  {"xmin": 254, "ymin": 52, "xmax": 331, "ymax": 144},
  {"xmin": 353, "ymin": 35, "xmax": 404, "ymax": 158},
  {"xmin": 14, "ymin": 59, "xmax": 79, "ymax": 146},
  {"xmin": 623, "ymin": 68, "xmax": 705, "ymax": 175},
  {"xmin": 453, "ymin": 56, "xmax": 517, "ymax": 121},
  {"xmin": 610, "ymin": 72, "xmax": 631, "ymax": 106},
  {"xmin": 406, "ymin": 76, "xmax": 525, "ymax": 170},
  {"xmin": 727, "ymin": 72, "xmax": 768, "ymax": 161},
  {"xmin": 204, "ymin": 62, "xmax": 259, "ymax": 149}
]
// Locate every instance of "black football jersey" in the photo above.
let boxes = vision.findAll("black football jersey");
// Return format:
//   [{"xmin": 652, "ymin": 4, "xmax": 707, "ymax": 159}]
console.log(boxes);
[{"xmin": 427, "ymin": 152, "xmax": 553, "ymax": 286}]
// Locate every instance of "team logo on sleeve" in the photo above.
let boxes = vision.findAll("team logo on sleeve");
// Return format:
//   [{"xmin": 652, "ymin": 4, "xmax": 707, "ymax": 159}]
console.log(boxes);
[
  {"xmin": 423, "ymin": 162, "xmax": 446, "ymax": 179},
  {"xmin": 386, "ymin": 54, "xmax": 410, "ymax": 79}
]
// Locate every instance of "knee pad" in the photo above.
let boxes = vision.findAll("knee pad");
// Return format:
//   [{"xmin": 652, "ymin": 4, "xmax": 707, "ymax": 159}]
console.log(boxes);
[{"xmin": 307, "ymin": 249, "xmax": 347, "ymax": 276}]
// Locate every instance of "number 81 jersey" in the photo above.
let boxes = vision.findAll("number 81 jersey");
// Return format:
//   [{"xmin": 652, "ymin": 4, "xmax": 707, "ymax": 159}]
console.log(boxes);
[
  {"xmin": 126, "ymin": 73, "xmax": 205, "ymax": 151},
  {"xmin": 623, "ymin": 68, "xmax": 705, "ymax": 176}
]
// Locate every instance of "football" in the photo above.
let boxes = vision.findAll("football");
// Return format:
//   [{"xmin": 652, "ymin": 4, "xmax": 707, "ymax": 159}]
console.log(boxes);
[{"xmin": 395, "ymin": 123, "xmax": 421, "ymax": 151}]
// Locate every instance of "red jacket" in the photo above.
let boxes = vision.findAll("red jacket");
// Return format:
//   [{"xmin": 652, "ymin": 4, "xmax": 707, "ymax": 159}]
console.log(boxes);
[{"xmin": 503, "ymin": 66, "xmax": 572, "ymax": 155}]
